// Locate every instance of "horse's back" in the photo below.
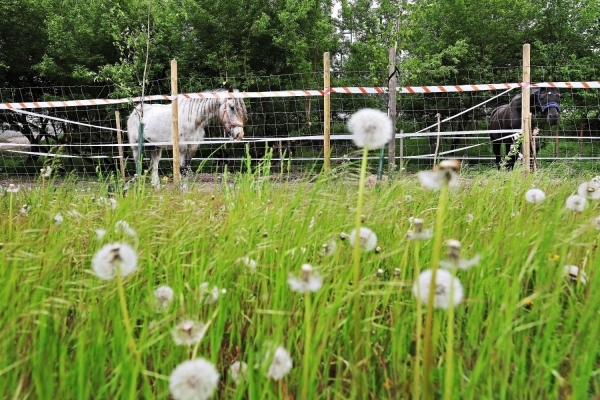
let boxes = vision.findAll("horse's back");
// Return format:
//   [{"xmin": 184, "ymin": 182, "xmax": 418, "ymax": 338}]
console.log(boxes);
[{"xmin": 127, "ymin": 103, "xmax": 172, "ymax": 144}]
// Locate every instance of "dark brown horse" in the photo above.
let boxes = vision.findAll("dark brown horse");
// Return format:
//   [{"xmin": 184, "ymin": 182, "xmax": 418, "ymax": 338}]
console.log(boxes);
[{"xmin": 490, "ymin": 87, "xmax": 560, "ymax": 169}]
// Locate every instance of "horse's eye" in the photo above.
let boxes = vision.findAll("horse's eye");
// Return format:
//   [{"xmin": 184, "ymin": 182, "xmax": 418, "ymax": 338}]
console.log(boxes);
[{"xmin": 229, "ymin": 105, "xmax": 235, "ymax": 110}]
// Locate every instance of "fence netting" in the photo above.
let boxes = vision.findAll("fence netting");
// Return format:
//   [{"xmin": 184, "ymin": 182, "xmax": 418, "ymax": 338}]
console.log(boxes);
[{"xmin": 1, "ymin": 65, "xmax": 599, "ymax": 179}]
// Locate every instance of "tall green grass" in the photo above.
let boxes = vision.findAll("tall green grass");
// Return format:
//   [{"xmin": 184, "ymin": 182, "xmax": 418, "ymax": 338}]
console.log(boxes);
[{"xmin": 1, "ymin": 166, "xmax": 599, "ymax": 399}]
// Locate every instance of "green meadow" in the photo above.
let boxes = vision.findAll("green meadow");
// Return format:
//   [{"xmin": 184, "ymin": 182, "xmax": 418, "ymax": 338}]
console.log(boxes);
[{"xmin": 1, "ymin": 165, "xmax": 599, "ymax": 399}]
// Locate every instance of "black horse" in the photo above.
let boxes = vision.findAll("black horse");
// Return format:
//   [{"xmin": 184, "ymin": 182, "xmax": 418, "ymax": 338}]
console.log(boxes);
[{"xmin": 489, "ymin": 87, "xmax": 560, "ymax": 169}]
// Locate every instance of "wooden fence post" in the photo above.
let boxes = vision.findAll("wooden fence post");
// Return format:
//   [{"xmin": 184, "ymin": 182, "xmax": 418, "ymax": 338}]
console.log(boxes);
[
  {"xmin": 522, "ymin": 44, "xmax": 531, "ymax": 174},
  {"xmin": 115, "ymin": 111, "xmax": 125, "ymax": 181},
  {"xmin": 171, "ymin": 59, "xmax": 181, "ymax": 181},
  {"xmin": 388, "ymin": 46, "xmax": 397, "ymax": 177},
  {"xmin": 323, "ymin": 52, "xmax": 331, "ymax": 174}
]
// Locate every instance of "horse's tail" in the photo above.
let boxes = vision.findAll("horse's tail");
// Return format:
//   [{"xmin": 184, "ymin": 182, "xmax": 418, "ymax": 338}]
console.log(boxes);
[{"xmin": 126, "ymin": 104, "xmax": 145, "ymax": 144}]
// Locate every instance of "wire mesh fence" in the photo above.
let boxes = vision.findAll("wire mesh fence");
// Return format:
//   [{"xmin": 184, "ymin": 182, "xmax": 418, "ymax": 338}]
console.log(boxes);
[{"xmin": 1, "ymin": 65, "xmax": 599, "ymax": 180}]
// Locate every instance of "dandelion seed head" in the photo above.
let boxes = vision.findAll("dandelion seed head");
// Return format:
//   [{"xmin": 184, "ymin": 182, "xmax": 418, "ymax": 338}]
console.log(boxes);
[
  {"xmin": 466, "ymin": 213, "xmax": 474, "ymax": 223},
  {"xmin": 413, "ymin": 269, "xmax": 463, "ymax": 309},
  {"xmin": 41, "ymin": 167, "xmax": 52, "ymax": 178},
  {"xmin": 154, "ymin": 285, "xmax": 174, "ymax": 313},
  {"xmin": 417, "ymin": 160, "xmax": 461, "ymax": 191},
  {"xmin": 288, "ymin": 264, "xmax": 323, "ymax": 293},
  {"xmin": 349, "ymin": 227, "xmax": 377, "ymax": 252},
  {"xmin": 347, "ymin": 108, "xmax": 393, "ymax": 149},
  {"xmin": 54, "ymin": 213, "xmax": 63, "ymax": 225},
  {"xmin": 340, "ymin": 232, "xmax": 350, "ymax": 241},
  {"xmin": 563, "ymin": 265, "xmax": 587, "ymax": 284},
  {"xmin": 394, "ymin": 268, "xmax": 401, "ymax": 277},
  {"xmin": 91, "ymin": 242, "xmax": 138, "ymax": 280},
  {"xmin": 171, "ymin": 319, "xmax": 206, "ymax": 346},
  {"xmin": 20, "ymin": 205, "xmax": 29, "ymax": 215},
  {"xmin": 578, "ymin": 181, "xmax": 600, "ymax": 200},
  {"xmin": 237, "ymin": 256, "xmax": 257, "ymax": 270},
  {"xmin": 168, "ymin": 358, "xmax": 219, "ymax": 400},
  {"xmin": 566, "ymin": 195, "xmax": 587, "ymax": 212},
  {"xmin": 95, "ymin": 229, "xmax": 107, "ymax": 240},
  {"xmin": 266, "ymin": 347, "xmax": 293, "ymax": 381},
  {"xmin": 7, "ymin": 184, "xmax": 19, "ymax": 193},
  {"xmin": 593, "ymin": 216, "xmax": 600, "ymax": 230},
  {"xmin": 199, "ymin": 282, "xmax": 219, "ymax": 304},
  {"xmin": 115, "ymin": 220, "xmax": 137, "ymax": 236},
  {"xmin": 525, "ymin": 188, "xmax": 546, "ymax": 203},
  {"xmin": 230, "ymin": 361, "xmax": 248, "ymax": 385},
  {"xmin": 319, "ymin": 239, "xmax": 337, "ymax": 257}
]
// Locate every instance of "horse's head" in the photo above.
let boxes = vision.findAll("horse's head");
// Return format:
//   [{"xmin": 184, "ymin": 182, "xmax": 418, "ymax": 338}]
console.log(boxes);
[
  {"xmin": 221, "ymin": 89, "xmax": 248, "ymax": 141},
  {"xmin": 535, "ymin": 87, "xmax": 560, "ymax": 126}
]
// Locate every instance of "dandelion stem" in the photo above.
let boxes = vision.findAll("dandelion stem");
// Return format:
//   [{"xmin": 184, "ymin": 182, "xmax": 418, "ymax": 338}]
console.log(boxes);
[
  {"xmin": 115, "ymin": 263, "xmax": 148, "ymax": 393},
  {"xmin": 351, "ymin": 145, "xmax": 370, "ymax": 396},
  {"xmin": 8, "ymin": 192, "xmax": 14, "ymax": 240},
  {"xmin": 191, "ymin": 307, "xmax": 219, "ymax": 360},
  {"xmin": 302, "ymin": 293, "xmax": 312, "ymax": 400},
  {"xmin": 423, "ymin": 181, "xmax": 449, "ymax": 399},
  {"xmin": 413, "ymin": 240, "xmax": 422, "ymax": 400},
  {"xmin": 444, "ymin": 271, "xmax": 456, "ymax": 400}
]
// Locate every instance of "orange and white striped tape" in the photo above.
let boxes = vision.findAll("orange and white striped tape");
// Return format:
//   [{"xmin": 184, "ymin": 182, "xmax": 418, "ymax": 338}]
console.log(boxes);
[{"xmin": 1, "ymin": 82, "xmax": 598, "ymax": 110}]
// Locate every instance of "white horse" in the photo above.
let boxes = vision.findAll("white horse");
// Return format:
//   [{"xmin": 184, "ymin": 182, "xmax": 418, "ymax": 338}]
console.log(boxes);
[{"xmin": 127, "ymin": 89, "xmax": 247, "ymax": 183}]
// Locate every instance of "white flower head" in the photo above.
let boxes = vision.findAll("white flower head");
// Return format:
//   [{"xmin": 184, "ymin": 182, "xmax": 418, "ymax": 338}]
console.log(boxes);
[
  {"xmin": 438, "ymin": 239, "xmax": 481, "ymax": 270},
  {"xmin": 41, "ymin": 166, "xmax": 52, "ymax": 177},
  {"xmin": 20, "ymin": 205, "xmax": 29, "ymax": 215},
  {"xmin": 349, "ymin": 227, "xmax": 377, "ymax": 252},
  {"xmin": 154, "ymin": 285, "xmax": 174, "ymax": 313},
  {"xmin": 466, "ymin": 213, "xmax": 474, "ymax": 223},
  {"xmin": 525, "ymin": 188, "xmax": 546, "ymax": 203},
  {"xmin": 7, "ymin": 184, "xmax": 19, "ymax": 193},
  {"xmin": 171, "ymin": 319, "xmax": 207, "ymax": 346},
  {"xmin": 115, "ymin": 220, "xmax": 137, "ymax": 237},
  {"xmin": 566, "ymin": 195, "xmax": 587, "ymax": 212},
  {"xmin": 230, "ymin": 361, "xmax": 248, "ymax": 385},
  {"xmin": 95, "ymin": 229, "xmax": 107, "ymax": 240},
  {"xmin": 237, "ymin": 256, "xmax": 257, "ymax": 270},
  {"xmin": 91, "ymin": 242, "xmax": 138, "ymax": 280},
  {"xmin": 266, "ymin": 347, "xmax": 293, "ymax": 381},
  {"xmin": 169, "ymin": 358, "xmax": 219, "ymax": 400},
  {"xmin": 199, "ymin": 282, "xmax": 219, "ymax": 304},
  {"xmin": 417, "ymin": 159, "xmax": 461, "ymax": 191},
  {"xmin": 577, "ymin": 181, "xmax": 600, "ymax": 200},
  {"xmin": 593, "ymin": 216, "xmax": 600, "ymax": 230},
  {"xmin": 347, "ymin": 108, "xmax": 393, "ymax": 150},
  {"xmin": 406, "ymin": 218, "xmax": 432, "ymax": 240},
  {"xmin": 97, "ymin": 197, "xmax": 117, "ymax": 209},
  {"xmin": 287, "ymin": 264, "xmax": 323, "ymax": 293},
  {"xmin": 318, "ymin": 239, "xmax": 337, "ymax": 257},
  {"xmin": 413, "ymin": 269, "xmax": 464, "ymax": 310},
  {"xmin": 54, "ymin": 213, "xmax": 63, "ymax": 225},
  {"xmin": 563, "ymin": 265, "xmax": 587, "ymax": 284}
]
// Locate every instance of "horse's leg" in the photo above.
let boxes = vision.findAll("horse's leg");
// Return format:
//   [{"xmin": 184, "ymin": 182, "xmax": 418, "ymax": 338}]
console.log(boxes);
[
  {"xmin": 492, "ymin": 141, "xmax": 502, "ymax": 169},
  {"xmin": 150, "ymin": 147, "xmax": 162, "ymax": 185}
]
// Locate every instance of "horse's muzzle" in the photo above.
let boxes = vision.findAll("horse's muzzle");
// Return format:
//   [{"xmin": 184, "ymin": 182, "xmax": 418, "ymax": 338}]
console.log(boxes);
[
  {"xmin": 231, "ymin": 127, "xmax": 244, "ymax": 141},
  {"xmin": 547, "ymin": 112, "xmax": 560, "ymax": 126}
]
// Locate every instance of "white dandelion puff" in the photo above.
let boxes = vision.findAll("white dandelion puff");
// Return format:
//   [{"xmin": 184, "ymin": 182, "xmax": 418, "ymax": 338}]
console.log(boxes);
[
  {"xmin": 287, "ymin": 264, "xmax": 323, "ymax": 293},
  {"xmin": 7, "ymin": 184, "xmax": 19, "ymax": 193},
  {"xmin": 577, "ymin": 181, "xmax": 600, "ymax": 200},
  {"xmin": 97, "ymin": 197, "xmax": 117, "ymax": 209},
  {"xmin": 525, "ymin": 188, "xmax": 546, "ymax": 203},
  {"xmin": 199, "ymin": 282, "xmax": 219, "ymax": 304},
  {"xmin": 417, "ymin": 159, "xmax": 461, "ymax": 191},
  {"xmin": 593, "ymin": 216, "xmax": 600, "ymax": 230},
  {"xmin": 95, "ymin": 229, "xmax": 107, "ymax": 240},
  {"xmin": 115, "ymin": 220, "xmax": 137, "ymax": 237},
  {"xmin": 406, "ymin": 218, "xmax": 433, "ymax": 241},
  {"xmin": 229, "ymin": 361, "xmax": 248, "ymax": 385},
  {"xmin": 347, "ymin": 108, "xmax": 393, "ymax": 150},
  {"xmin": 237, "ymin": 256, "xmax": 257, "ymax": 270},
  {"xmin": 349, "ymin": 227, "xmax": 377, "ymax": 252},
  {"xmin": 466, "ymin": 213, "xmax": 474, "ymax": 223},
  {"xmin": 413, "ymin": 269, "xmax": 464, "ymax": 310},
  {"xmin": 20, "ymin": 205, "xmax": 29, "ymax": 215},
  {"xmin": 169, "ymin": 358, "xmax": 219, "ymax": 400},
  {"xmin": 171, "ymin": 320, "xmax": 207, "ymax": 346},
  {"xmin": 266, "ymin": 347, "xmax": 293, "ymax": 381},
  {"xmin": 563, "ymin": 265, "xmax": 587, "ymax": 284},
  {"xmin": 438, "ymin": 239, "xmax": 481, "ymax": 270},
  {"xmin": 566, "ymin": 195, "xmax": 587, "ymax": 212},
  {"xmin": 318, "ymin": 239, "xmax": 337, "ymax": 257},
  {"xmin": 54, "ymin": 213, "xmax": 63, "ymax": 225},
  {"xmin": 91, "ymin": 242, "xmax": 138, "ymax": 280},
  {"xmin": 154, "ymin": 285, "xmax": 174, "ymax": 313},
  {"xmin": 41, "ymin": 167, "xmax": 52, "ymax": 177}
]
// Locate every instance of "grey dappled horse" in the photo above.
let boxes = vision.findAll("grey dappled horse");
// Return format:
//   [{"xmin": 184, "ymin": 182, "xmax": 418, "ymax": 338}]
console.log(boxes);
[
  {"xmin": 127, "ymin": 88, "xmax": 248, "ymax": 183},
  {"xmin": 489, "ymin": 87, "xmax": 560, "ymax": 169}
]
